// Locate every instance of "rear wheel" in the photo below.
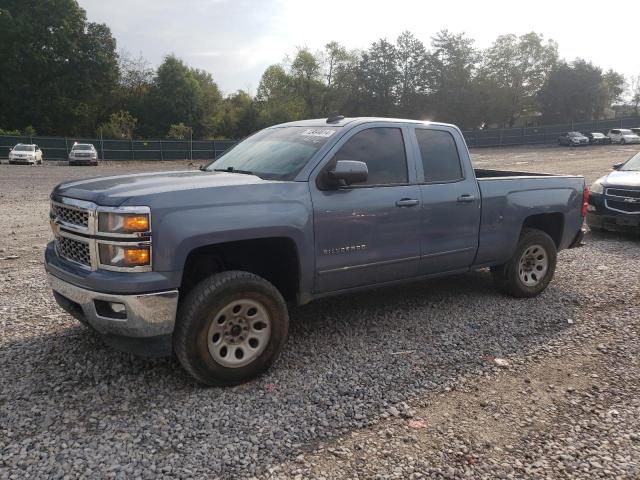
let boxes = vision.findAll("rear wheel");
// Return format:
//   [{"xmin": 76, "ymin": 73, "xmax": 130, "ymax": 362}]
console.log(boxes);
[
  {"xmin": 173, "ymin": 270, "xmax": 289, "ymax": 386},
  {"xmin": 492, "ymin": 228, "xmax": 557, "ymax": 298},
  {"xmin": 621, "ymin": 138, "xmax": 626, "ymax": 145}
]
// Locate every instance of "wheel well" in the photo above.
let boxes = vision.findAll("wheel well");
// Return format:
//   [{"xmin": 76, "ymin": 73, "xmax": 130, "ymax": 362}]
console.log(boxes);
[
  {"xmin": 181, "ymin": 237, "xmax": 300, "ymax": 303},
  {"xmin": 522, "ymin": 213, "xmax": 564, "ymax": 247}
]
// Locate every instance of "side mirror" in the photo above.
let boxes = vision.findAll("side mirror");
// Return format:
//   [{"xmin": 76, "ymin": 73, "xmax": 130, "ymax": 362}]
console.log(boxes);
[
  {"xmin": 613, "ymin": 162, "xmax": 623, "ymax": 170},
  {"xmin": 328, "ymin": 160, "xmax": 368, "ymax": 186}
]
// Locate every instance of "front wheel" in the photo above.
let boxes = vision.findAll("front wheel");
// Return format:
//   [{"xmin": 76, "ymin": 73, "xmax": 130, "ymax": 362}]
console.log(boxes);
[
  {"xmin": 491, "ymin": 228, "xmax": 557, "ymax": 298},
  {"xmin": 173, "ymin": 271, "xmax": 289, "ymax": 386},
  {"xmin": 621, "ymin": 138, "xmax": 626, "ymax": 145}
]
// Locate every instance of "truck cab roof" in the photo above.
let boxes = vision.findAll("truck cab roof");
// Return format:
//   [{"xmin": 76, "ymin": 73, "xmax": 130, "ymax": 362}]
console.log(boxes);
[{"xmin": 274, "ymin": 116, "xmax": 457, "ymax": 130}]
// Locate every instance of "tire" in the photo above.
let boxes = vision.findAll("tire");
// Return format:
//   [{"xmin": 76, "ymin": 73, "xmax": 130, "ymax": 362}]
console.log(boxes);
[
  {"xmin": 174, "ymin": 270, "xmax": 289, "ymax": 386},
  {"xmin": 491, "ymin": 228, "xmax": 557, "ymax": 298},
  {"xmin": 621, "ymin": 138, "xmax": 626, "ymax": 145}
]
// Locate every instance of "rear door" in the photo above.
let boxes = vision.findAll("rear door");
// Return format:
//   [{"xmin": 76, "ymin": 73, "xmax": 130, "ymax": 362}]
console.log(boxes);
[
  {"xmin": 409, "ymin": 126, "xmax": 481, "ymax": 274},
  {"xmin": 310, "ymin": 123, "xmax": 422, "ymax": 293}
]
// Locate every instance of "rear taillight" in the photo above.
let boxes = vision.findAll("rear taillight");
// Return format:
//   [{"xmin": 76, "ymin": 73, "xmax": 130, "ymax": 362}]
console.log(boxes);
[{"xmin": 581, "ymin": 186, "xmax": 589, "ymax": 218}]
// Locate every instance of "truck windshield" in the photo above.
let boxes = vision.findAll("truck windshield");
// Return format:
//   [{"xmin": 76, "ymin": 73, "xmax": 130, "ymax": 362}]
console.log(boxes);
[
  {"xmin": 206, "ymin": 127, "xmax": 339, "ymax": 180},
  {"xmin": 73, "ymin": 144, "xmax": 93, "ymax": 150},
  {"xmin": 620, "ymin": 152, "xmax": 640, "ymax": 171}
]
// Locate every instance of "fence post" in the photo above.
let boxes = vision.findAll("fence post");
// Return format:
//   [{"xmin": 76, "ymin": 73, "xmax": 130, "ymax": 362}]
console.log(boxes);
[
  {"xmin": 100, "ymin": 128, "xmax": 104, "ymax": 160},
  {"xmin": 160, "ymin": 139, "xmax": 164, "ymax": 161},
  {"xmin": 64, "ymin": 137, "xmax": 68, "ymax": 160},
  {"xmin": 213, "ymin": 139, "xmax": 216, "ymax": 159},
  {"xmin": 131, "ymin": 138, "xmax": 135, "ymax": 161},
  {"xmin": 190, "ymin": 130, "xmax": 193, "ymax": 161}
]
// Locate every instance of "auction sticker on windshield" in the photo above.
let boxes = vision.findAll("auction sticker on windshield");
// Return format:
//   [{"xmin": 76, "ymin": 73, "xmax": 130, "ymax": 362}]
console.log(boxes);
[{"xmin": 301, "ymin": 128, "xmax": 336, "ymax": 137}]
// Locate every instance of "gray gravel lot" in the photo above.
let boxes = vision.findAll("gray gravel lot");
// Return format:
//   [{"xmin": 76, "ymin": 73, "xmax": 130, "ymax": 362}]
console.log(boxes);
[{"xmin": 1, "ymin": 145, "xmax": 639, "ymax": 479}]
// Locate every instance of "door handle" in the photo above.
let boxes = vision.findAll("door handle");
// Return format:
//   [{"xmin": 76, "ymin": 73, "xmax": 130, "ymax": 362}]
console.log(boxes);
[
  {"xmin": 457, "ymin": 194, "xmax": 475, "ymax": 203},
  {"xmin": 396, "ymin": 198, "xmax": 420, "ymax": 207}
]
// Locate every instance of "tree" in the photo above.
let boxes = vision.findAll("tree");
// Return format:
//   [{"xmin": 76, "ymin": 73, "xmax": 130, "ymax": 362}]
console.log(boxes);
[
  {"xmin": 358, "ymin": 39, "xmax": 399, "ymax": 116},
  {"xmin": 290, "ymin": 48, "xmax": 324, "ymax": 117},
  {"xmin": 395, "ymin": 31, "xmax": 429, "ymax": 117},
  {"xmin": 215, "ymin": 91, "xmax": 259, "ymax": 139},
  {"xmin": 321, "ymin": 42, "xmax": 361, "ymax": 116},
  {"xmin": 0, "ymin": 0, "xmax": 119, "ymax": 135},
  {"xmin": 631, "ymin": 75, "xmax": 640, "ymax": 115},
  {"xmin": 256, "ymin": 64, "xmax": 302, "ymax": 126},
  {"xmin": 539, "ymin": 59, "xmax": 608, "ymax": 124},
  {"xmin": 481, "ymin": 33, "xmax": 558, "ymax": 127},
  {"xmin": 99, "ymin": 110, "xmax": 137, "ymax": 139},
  {"xmin": 427, "ymin": 30, "xmax": 480, "ymax": 127},
  {"xmin": 167, "ymin": 123, "xmax": 192, "ymax": 140},
  {"xmin": 149, "ymin": 55, "xmax": 223, "ymax": 138}
]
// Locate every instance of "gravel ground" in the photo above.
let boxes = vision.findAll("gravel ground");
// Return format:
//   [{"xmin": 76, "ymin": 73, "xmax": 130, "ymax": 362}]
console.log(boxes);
[{"xmin": 1, "ymin": 145, "xmax": 639, "ymax": 479}]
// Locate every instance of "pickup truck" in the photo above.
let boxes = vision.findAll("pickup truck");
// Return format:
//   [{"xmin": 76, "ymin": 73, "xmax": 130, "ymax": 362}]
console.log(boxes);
[{"xmin": 46, "ymin": 117, "xmax": 587, "ymax": 386}]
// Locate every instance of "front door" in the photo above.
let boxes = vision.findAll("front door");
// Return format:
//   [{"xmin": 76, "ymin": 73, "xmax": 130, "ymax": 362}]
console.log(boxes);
[{"xmin": 311, "ymin": 125, "xmax": 422, "ymax": 293}]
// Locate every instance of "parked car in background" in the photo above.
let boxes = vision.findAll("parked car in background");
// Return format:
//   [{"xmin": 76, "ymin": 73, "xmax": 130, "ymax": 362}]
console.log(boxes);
[
  {"xmin": 607, "ymin": 129, "xmax": 640, "ymax": 145},
  {"xmin": 8, "ymin": 144, "xmax": 43, "ymax": 164},
  {"xmin": 587, "ymin": 151, "xmax": 640, "ymax": 233},
  {"xmin": 584, "ymin": 132, "xmax": 611, "ymax": 145},
  {"xmin": 557, "ymin": 132, "xmax": 589, "ymax": 146},
  {"xmin": 46, "ymin": 116, "xmax": 587, "ymax": 386},
  {"xmin": 68, "ymin": 143, "xmax": 98, "ymax": 166},
  {"xmin": 631, "ymin": 127, "xmax": 640, "ymax": 135}
]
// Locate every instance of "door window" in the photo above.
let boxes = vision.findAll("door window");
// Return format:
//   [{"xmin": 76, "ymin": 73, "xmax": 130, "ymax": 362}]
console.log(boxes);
[
  {"xmin": 415, "ymin": 129, "xmax": 463, "ymax": 183},
  {"xmin": 333, "ymin": 128, "xmax": 408, "ymax": 185}
]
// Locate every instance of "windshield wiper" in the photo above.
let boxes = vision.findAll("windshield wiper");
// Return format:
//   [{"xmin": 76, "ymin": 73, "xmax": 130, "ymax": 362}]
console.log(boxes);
[{"xmin": 213, "ymin": 167, "xmax": 255, "ymax": 175}]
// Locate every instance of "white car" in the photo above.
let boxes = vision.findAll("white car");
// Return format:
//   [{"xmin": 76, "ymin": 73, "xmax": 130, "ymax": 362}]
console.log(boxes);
[
  {"xmin": 8, "ymin": 144, "xmax": 43, "ymax": 165},
  {"xmin": 607, "ymin": 129, "xmax": 640, "ymax": 145},
  {"xmin": 68, "ymin": 143, "xmax": 98, "ymax": 166}
]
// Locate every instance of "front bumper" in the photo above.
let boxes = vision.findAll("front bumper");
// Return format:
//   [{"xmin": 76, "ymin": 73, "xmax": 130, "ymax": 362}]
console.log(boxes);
[
  {"xmin": 48, "ymin": 273, "xmax": 178, "ymax": 356},
  {"xmin": 69, "ymin": 158, "xmax": 97, "ymax": 165},
  {"xmin": 9, "ymin": 157, "xmax": 36, "ymax": 164},
  {"xmin": 587, "ymin": 212, "xmax": 640, "ymax": 233}
]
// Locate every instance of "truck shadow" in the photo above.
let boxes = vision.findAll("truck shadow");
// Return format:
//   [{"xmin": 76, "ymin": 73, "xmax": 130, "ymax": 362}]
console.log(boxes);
[{"xmin": 1, "ymin": 269, "xmax": 583, "ymax": 476}]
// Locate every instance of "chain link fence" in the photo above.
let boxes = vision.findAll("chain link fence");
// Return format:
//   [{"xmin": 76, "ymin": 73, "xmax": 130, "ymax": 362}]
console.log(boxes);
[
  {"xmin": 0, "ymin": 135, "xmax": 237, "ymax": 161},
  {"xmin": 2, "ymin": 115, "xmax": 639, "ymax": 161},
  {"xmin": 463, "ymin": 116, "xmax": 640, "ymax": 147}
]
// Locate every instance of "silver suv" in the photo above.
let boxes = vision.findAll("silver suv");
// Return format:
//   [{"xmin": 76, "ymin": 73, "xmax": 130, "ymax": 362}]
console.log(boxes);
[{"xmin": 69, "ymin": 143, "xmax": 98, "ymax": 166}]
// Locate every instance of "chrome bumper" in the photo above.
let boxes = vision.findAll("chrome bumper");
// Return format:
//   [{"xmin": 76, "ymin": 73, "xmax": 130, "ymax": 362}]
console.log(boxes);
[{"xmin": 48, "ymin": 273, "xmax": 178, "ymax": 337}]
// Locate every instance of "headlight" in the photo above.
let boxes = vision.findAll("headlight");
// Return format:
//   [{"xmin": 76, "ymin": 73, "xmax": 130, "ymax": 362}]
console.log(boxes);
[
  {"xmin": 590, "ymin": 181, "xmax": 604, "ymax": 194},
  {"xmin": 98, "ymin": 212, "xmax": 150, "ymax": 234},
  {"xmin": 98, "ymin": 244, "xmax": 150, "ymax": 268}
]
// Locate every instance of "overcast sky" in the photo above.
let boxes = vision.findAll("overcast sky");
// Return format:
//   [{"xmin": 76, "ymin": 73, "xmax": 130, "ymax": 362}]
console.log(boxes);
[{"xmin": 79, "ymin": 0, "xmax": 639, "ymax": 95}]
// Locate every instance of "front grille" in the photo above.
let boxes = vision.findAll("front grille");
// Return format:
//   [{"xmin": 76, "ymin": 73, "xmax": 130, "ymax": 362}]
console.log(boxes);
[
  {"xmin": 52, "ymin": 204, "xmax": 89, "ymax": 228},
  {"xmin": 605, "ymin": 199, "xmax": 640, "ymax": 213},
  {"xmin": 55, "ymin": 236, "xmax": 91, "ymax": 267},
  {"xmin": 607, "ymin": 188, "xmax": 640, "ymax": 199}
]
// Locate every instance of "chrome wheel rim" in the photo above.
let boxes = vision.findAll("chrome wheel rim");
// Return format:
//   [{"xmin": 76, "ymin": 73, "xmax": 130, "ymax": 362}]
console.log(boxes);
[
  {"xmin": 518, "ymin": 244, "xmax": 548, "ymax": 287},
  {"xmin": 207, "ymin": 298, "xmax": 271, "ymax": 368}
]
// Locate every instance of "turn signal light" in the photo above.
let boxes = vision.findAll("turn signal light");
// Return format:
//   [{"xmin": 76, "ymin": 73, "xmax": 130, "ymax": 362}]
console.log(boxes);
[
  {"xmin": 124, "ymin": 247, "xmax": 150, "ymax": 265},
  {"xmin": 122, "ymin": 215, "xmax": 149, "ymax": 232}
]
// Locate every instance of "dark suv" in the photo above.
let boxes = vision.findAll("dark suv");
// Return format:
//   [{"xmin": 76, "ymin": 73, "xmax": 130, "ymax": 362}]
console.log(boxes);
[{"xmin": 587, "ymin": 151, "xmax": 640, "ymax": 232}]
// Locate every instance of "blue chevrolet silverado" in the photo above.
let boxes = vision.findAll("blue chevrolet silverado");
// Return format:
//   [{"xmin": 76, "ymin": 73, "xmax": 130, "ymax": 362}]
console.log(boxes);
[{"xmin": 46, "ymin": 116, "xmax": 587, "ymax": 385}]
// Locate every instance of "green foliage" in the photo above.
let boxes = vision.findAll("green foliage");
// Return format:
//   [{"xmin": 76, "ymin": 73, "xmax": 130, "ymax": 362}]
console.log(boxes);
[
  {"xmin": 167, "ymin": 123, "xmax": 192, "ymax": 140},
  {"xmin": 0, "ymin": 128, "xmax": 22, "ymax": 136},
  {"xmin": 0, "ymin": 0, "xmax": 119, "ymax": 135},
  {"xmin": 23, "ymin": 126, "xmax": 37, "ymax": 136},
  {"xmin": 99, "ymin": 111, "xmax": 137, "ymax": 139},
  {"xmin": 481, "ymin": 33, "xmax": 558, "ymax": 127},
  {"xmin": 539, "ymin": 60, "xmax": 626, "ymax": 124}
]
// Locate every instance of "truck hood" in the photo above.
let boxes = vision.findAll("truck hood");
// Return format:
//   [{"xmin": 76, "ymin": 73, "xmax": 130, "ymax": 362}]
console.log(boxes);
[
  {"xmin": 52, "ymin": 170, "xmax": 278, "ymax": 206},
  {"xmin": 602, "ymin": 170, "xmax": 640, "ymax": 188}
]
